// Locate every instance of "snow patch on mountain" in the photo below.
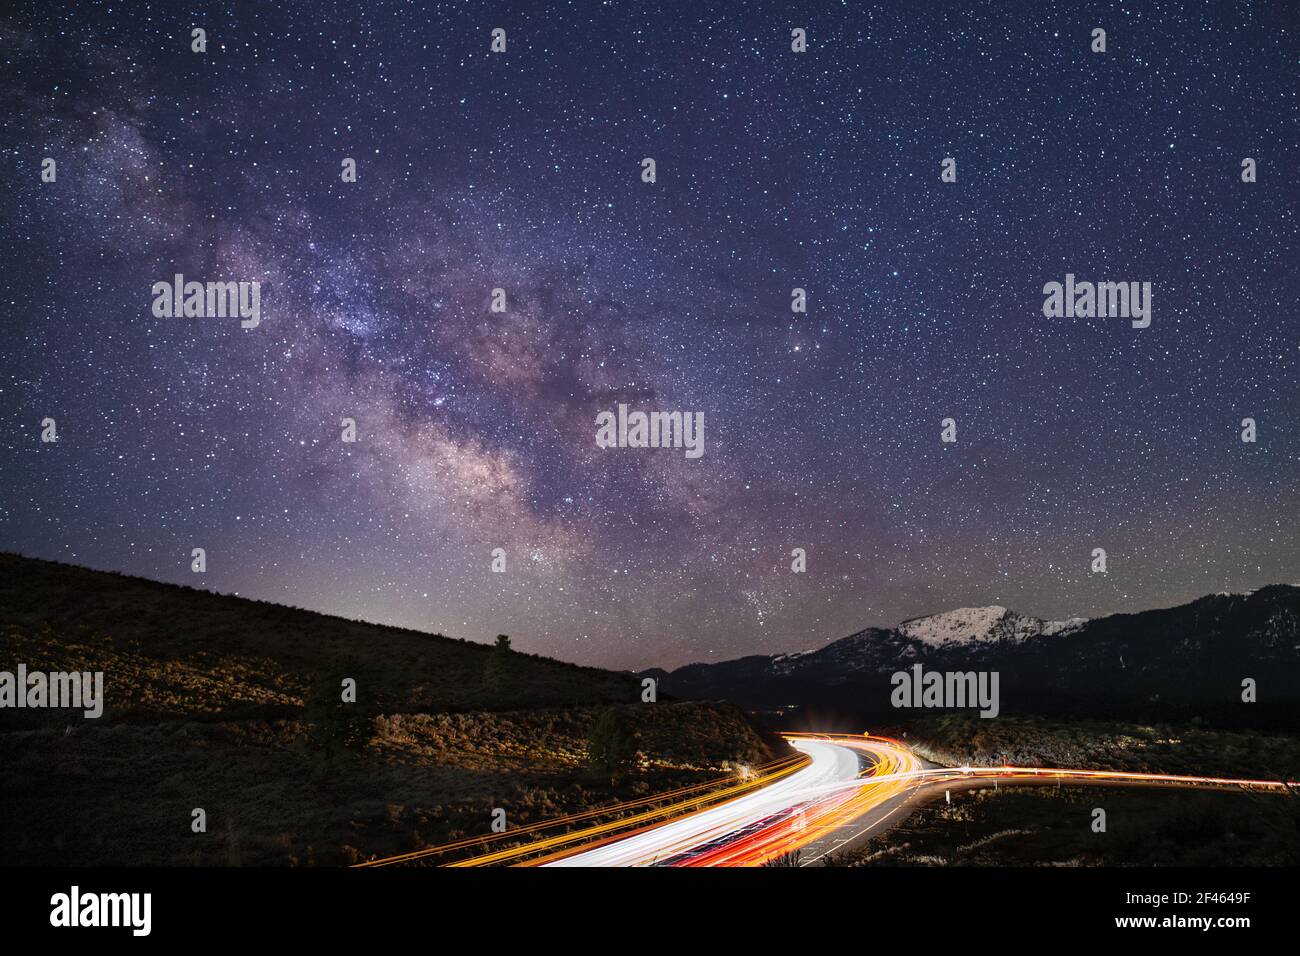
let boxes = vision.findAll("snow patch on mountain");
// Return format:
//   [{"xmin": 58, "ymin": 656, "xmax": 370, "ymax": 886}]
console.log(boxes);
[{"xmin": 899, "ymin": 606, "xmax": 1086, "ymax": 646}]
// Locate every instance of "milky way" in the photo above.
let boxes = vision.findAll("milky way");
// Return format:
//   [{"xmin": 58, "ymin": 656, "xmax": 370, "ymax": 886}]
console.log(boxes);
[{"xmin": 2, "ymin": 2, "xmax": 1298, "ymax": 669}]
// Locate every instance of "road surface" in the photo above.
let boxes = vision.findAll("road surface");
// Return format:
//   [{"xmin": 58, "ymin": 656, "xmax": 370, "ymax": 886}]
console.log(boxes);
[
  {"xmin": 543, "ymin": 735, "xmax": 907, "ymax": 866},
  {"xmin": 541, "ymin": 733, "xmax": 1290, "ymax": 867},
  {"xmin": 358, "ymin": 732, "xmax": 1291, "ymax": 867}
]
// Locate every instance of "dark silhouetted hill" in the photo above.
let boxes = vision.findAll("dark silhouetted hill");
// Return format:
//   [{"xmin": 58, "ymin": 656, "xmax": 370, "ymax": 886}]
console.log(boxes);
[
  {"xmin": 0, "ymin": 553, "xmax": 780, "ymax": 865},
  {"xmin": 647, "ymin": 590, "xmax": 1300, "ymax": 725},
  {"xmin": 0, "ymin": 552, "xmax": 639, "ymax": 723}
]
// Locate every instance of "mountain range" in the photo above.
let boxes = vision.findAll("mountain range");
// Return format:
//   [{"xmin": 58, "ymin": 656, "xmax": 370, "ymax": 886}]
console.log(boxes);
[{"xmin": 643, "ymin": 589, "xmax": 1300, "ymax": 723}]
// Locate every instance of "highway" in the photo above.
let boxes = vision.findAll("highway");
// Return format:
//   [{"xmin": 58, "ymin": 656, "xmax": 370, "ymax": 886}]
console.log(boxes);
[
  {"xmin": 543, "ymin": 735, "xmax": 899, "ymax": 866},
  {"xmin": 358, "ymin": 732, "xmax": 1292, "ymax": 867},
  {"xmin": 539, "ymin": 733, "xmax": 1291, "ymax": 867}
]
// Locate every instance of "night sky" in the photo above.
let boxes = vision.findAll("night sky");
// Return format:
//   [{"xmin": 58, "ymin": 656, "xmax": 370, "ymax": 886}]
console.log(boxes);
[{"xmin": 3, "ymin": 2, "xmax": 1298, "ymax": 670}]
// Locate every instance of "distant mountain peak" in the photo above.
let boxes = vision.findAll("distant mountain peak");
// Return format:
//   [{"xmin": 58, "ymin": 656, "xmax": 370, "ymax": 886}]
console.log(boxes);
[
  {"xmin": 897, "ymin": 605, "xmax": 1086, "ymax": 646},
  {"xmin": 647, "ymin": 586, "xmax": 1300, "ymax": 716}
]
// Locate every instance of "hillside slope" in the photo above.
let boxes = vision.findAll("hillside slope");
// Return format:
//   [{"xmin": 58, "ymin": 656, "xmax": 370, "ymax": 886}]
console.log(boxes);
[
  {"xmin": 0, "ymin": 552, "xmax": 638, "ymax": 723},
  {"xmin": 0, "ymin": 553, "xmax": 778, "ymax": 865}
]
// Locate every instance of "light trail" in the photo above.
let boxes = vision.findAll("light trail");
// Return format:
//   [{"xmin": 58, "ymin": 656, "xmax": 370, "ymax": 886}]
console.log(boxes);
[
  {"xmin": 661, "ymin": 735, "xmax": 923, "ymax": 867},
  {"xmin": 538, "ymin": 733, "xmax": 1293, "ymax": 867},
  {"xmin": 540, "ymin": 735, "xmax": 873, "ymax": 867},
  {"xmin": 355, "ymin": 753, "xmax": 809, "ymax": 867},
  {"xmin": 358, "ymin": 733, "xmax": 1294, "ymax": 868}
]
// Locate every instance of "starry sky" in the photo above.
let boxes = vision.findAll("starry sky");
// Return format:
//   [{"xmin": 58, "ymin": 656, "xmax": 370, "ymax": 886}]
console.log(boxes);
[{"xmin": 3, "ymin": 2, "xmax": 1299, "ymax": 670}]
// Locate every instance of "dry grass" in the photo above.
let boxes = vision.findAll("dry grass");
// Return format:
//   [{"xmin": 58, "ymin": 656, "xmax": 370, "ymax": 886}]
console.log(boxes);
[{"xmin": 0, "ymin": 554, "xmax": 778, "ymax": 865}]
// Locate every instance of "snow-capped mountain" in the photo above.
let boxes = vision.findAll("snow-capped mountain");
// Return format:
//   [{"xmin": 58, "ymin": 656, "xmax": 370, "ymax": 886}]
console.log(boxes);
[
  {"xmin": 644, "ymin": 588, "xmax": 1300, "ymax": 718},
  {"xmin": 898, "ymin": 606, "xmax": 1086, "ymax": 646}
]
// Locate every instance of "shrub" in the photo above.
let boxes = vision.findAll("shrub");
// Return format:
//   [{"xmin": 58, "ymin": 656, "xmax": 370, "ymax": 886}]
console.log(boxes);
[{"xmin": 585, "ymin": 708, "xmax": 639, "ymax": 785}]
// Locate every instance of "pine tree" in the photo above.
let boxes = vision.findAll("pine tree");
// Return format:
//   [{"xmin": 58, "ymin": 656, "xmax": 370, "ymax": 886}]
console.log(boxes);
[{"xmin": 482, "ymin": 633, "xmax": 513, "ymax": 692}]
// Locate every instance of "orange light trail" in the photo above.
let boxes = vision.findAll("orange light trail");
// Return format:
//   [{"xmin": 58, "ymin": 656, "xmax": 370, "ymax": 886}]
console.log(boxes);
[
  {"xmin": 357, "ymin": 733, "xmax": 1294, "ymax": 868},
  {"xmin": 355, "ymin": 752, "xmax": 809, "ymax": 867}
]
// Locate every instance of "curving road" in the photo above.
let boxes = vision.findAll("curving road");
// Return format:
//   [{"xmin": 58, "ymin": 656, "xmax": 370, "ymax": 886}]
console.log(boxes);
[
  {"xmin": 543, "ymin": 735, "xmax": 879, "ymax": 866},
  {"xmin": 357, "ymin": 732, "xmax": 1292, "ymax": 867},
  {"xmin": 539, "ymin": 733, "xmax": 1291, "ymax": 867}
]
